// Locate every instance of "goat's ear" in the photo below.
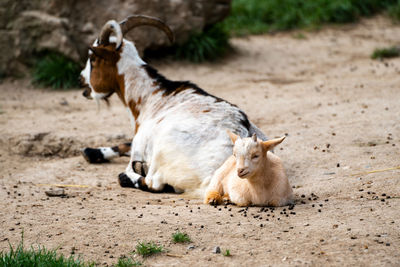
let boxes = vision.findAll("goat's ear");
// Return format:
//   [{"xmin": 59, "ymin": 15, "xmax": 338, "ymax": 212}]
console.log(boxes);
[
  {"xmin": 262, "ymin": 136, "xmax": 286, "ymax": 151},
  {"xmin": 227, "ymin": 130, "xmax": 239, "ymax": 144},
  {"xmin": 252, "ymin": 133, "xmax": 257, "ymax": 142},
  {"xmin": 89, "ymin": 46, "xmax": 115, "ymax": 61}
]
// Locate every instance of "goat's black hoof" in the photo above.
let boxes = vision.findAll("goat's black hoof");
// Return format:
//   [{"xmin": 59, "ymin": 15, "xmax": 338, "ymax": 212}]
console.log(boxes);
[
  {"xmin": 81, "ymin": 148, "xmax": 109, "ymax": 164},
  {"xmin": 118, "ymin": 173, "xmax": 136, "ymax": 188}
]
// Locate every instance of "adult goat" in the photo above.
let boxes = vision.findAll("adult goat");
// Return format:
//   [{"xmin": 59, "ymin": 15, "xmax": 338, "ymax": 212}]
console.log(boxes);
[{"xmin": 80, "ymin": 15, "xmax": 268, "ymax": 196}]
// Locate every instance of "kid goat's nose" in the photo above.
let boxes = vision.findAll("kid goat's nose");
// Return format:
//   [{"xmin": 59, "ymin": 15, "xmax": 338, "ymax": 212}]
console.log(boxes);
[{"xmin": 237, "ymin": 168, "xmax": 248, "ymax": 177}]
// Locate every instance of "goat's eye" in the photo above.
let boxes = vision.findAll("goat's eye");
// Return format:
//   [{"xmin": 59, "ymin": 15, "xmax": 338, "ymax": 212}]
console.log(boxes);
[
  {"xmin": 89, "ymin": 54, "xmax": 96, "ymax": 63},
  {"xmin": 252, "ymin": 154, "xmax": 259, "ymax": 159}
]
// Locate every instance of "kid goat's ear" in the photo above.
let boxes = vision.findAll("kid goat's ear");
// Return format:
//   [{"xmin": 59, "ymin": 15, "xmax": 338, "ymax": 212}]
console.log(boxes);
[
  {"xmin": 252, "ymin": 133, "xmax": 257, "ymax": 142},
  {"xmin": 262, "ymin": 136, "xmax": 286, "ymax": 151},
  {"xmin": 227, "ymin": 130, "xmax": 239, "ymax": 144}
]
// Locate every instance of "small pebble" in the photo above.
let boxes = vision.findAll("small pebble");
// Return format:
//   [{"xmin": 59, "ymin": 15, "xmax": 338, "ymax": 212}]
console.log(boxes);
[
  {"xmin": 45, "ymin": 189, "xmax": 66, "ymax": 197},
  {"xmin": 212, "ymin": 246, "xmax": 221, "ymax": 254}
]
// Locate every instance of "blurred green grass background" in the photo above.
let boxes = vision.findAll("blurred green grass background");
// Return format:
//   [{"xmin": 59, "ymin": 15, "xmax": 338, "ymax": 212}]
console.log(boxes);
[{"xmin": 34, "ymin": 0, "xmax": 400, "ymax": 88}]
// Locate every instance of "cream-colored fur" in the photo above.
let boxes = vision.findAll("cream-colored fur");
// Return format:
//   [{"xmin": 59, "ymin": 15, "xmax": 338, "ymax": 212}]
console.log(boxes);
[{"xmin": 205, "ymin": 132, "xmax": 293, "ymax": 207}]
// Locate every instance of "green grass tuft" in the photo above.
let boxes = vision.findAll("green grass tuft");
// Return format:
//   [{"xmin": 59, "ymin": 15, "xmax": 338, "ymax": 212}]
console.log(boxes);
[
  {"xmin": 115, "ymin": 256, "xmax": 142, "ymax": 267},
  {"xmin": 223, "ymin": 0, "xmax": 398, "ymax": 36},
  {"xmin": 0, "ymin": 234, "xmax": 94, "ymax": 267},
  {"xmin": 371, "ymin": 46, "xmax": 400, "ymax": 59},
  {"xmin": 172, "ymin": 232, "xmax": 191, "ymax": 243},
  {"xmin": 135, "ymin": 242, "xmax": 163, "ymax": 258},
  {"xmin": 33, "ymin": 51, "xmax": 81, "ymax": 89},
  {"xmin": 171, "ymin": 0, "xmax": 400, "ymax": 62},
  {"xmin": 223, "ymin": 249, "xmax": 231, "ymax": 257},
  {"xmin": 173, "ymin": 23, "xmax": 230, "ymax": 62}
]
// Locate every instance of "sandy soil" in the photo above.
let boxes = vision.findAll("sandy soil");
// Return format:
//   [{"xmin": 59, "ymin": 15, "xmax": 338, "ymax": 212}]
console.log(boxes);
[{"xmin": 1, "ymin": 16, "xmax": 399, "ymax": 266}]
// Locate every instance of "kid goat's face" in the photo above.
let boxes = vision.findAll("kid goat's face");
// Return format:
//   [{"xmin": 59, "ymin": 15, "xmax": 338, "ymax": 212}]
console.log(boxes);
[
  {"xmin": 228, "ymin": 132, "xmax": 264, "ymax": 179},
  {"xmin": 233, "ymin": 136, "xmax": 263, "ymax": 179},
  {"xmin": 227, "ymin": 131, "xmax": 286, "ymax": 179}
]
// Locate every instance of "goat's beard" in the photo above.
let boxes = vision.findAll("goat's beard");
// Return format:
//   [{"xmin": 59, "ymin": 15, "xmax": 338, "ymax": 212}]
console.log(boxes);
[{"xmin": 95, "ymin": 92, "xmax": 113, "ymax": 111}]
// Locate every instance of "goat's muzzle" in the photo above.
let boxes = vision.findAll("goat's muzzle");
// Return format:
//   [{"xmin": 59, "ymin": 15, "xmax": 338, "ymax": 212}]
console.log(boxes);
[
  {"xmin": 237, "ymin": 168, "xmax": 250, "ymax": 178},
  {"xmin": 79, "ymin": 76, "xmax": 92, "ymax": 100},
  {"xmin": 82, "ymin": 88, "xmax": 92, "ymax": 99}
]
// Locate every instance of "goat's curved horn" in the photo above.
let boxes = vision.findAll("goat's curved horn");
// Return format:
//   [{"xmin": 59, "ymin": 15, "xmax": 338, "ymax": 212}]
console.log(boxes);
[
  {"xmin": 119, "ymin": 15, "xmax": 174, "ymax": 43},
  {"xmin": 98, "ymin": 20, "xmax": 123, "ymax": 49}
]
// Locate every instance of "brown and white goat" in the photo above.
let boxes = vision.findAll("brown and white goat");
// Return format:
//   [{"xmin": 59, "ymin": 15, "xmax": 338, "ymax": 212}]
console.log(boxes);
[
  {"xmin": 79, "ymin": 15, "xmax": 268, "ymax": 196},
  {"xmin": 204, "ymin": 131, "xmax": 293, "ymax": 206}
]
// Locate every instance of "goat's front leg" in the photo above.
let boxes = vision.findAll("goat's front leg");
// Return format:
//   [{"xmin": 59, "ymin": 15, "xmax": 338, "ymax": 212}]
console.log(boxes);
[
  {"xmin": 204, "ymin": 156, "xmax": 235, "ymax": 205},
  {"xmin": 144, "ymin": 171, "xmax": 164, "ymax": 192},
  {"xmin": 204, "ymin": 175, "xmax": 225, "ymax": 205},
  {"xmin": 118, "ymin": 158, "xmax": 149, "ymax": 190},
  {"xmin": 117, "ymin": 137, "xmax": 149, "ymax": 189},
  {"xmin": 82, "ymin": 142, "xmax": 131, "ymax": 163}
]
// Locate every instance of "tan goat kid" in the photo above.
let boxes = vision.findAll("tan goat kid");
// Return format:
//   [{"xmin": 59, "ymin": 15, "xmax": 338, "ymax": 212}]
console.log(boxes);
[{"xmin": 204, "ymin": 131, "xmax": 293, "ymax": 207}]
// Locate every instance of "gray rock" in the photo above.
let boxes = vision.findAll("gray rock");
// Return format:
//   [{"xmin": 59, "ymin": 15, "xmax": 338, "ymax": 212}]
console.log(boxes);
[
  {"xmin": 45, "ymin": 188, "xmax": 66, "ymax": 197},
  {"xmin": 1, "ymin": 0, "xmax": 231, "ymax": 77},
  {"xmin": 212, "ymin": 246, "xmax": 221, "ymax": 254}
]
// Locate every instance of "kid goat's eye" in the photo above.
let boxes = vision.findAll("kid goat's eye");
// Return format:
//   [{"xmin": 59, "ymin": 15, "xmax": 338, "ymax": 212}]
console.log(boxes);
[{"xmin": 252, "ymin": 155, "xmax": 259, "ymax": 159}]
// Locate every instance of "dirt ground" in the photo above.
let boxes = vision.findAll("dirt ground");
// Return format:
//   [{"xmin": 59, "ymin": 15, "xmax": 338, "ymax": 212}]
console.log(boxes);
[{"xmin": 1, "ymin": 16, "xmax": 399, "ymax": 266}]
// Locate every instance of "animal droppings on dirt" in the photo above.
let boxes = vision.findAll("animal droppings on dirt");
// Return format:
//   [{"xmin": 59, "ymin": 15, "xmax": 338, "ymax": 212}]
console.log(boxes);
[{"xmin": 1, "ymin": 16, "xmax": 400, "ymax": 266}]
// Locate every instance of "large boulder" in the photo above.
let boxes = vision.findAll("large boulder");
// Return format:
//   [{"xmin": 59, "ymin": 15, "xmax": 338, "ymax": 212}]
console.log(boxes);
[{"xmin": 1, "ymin": 0, "xmax": 231, "ymax": 77}]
